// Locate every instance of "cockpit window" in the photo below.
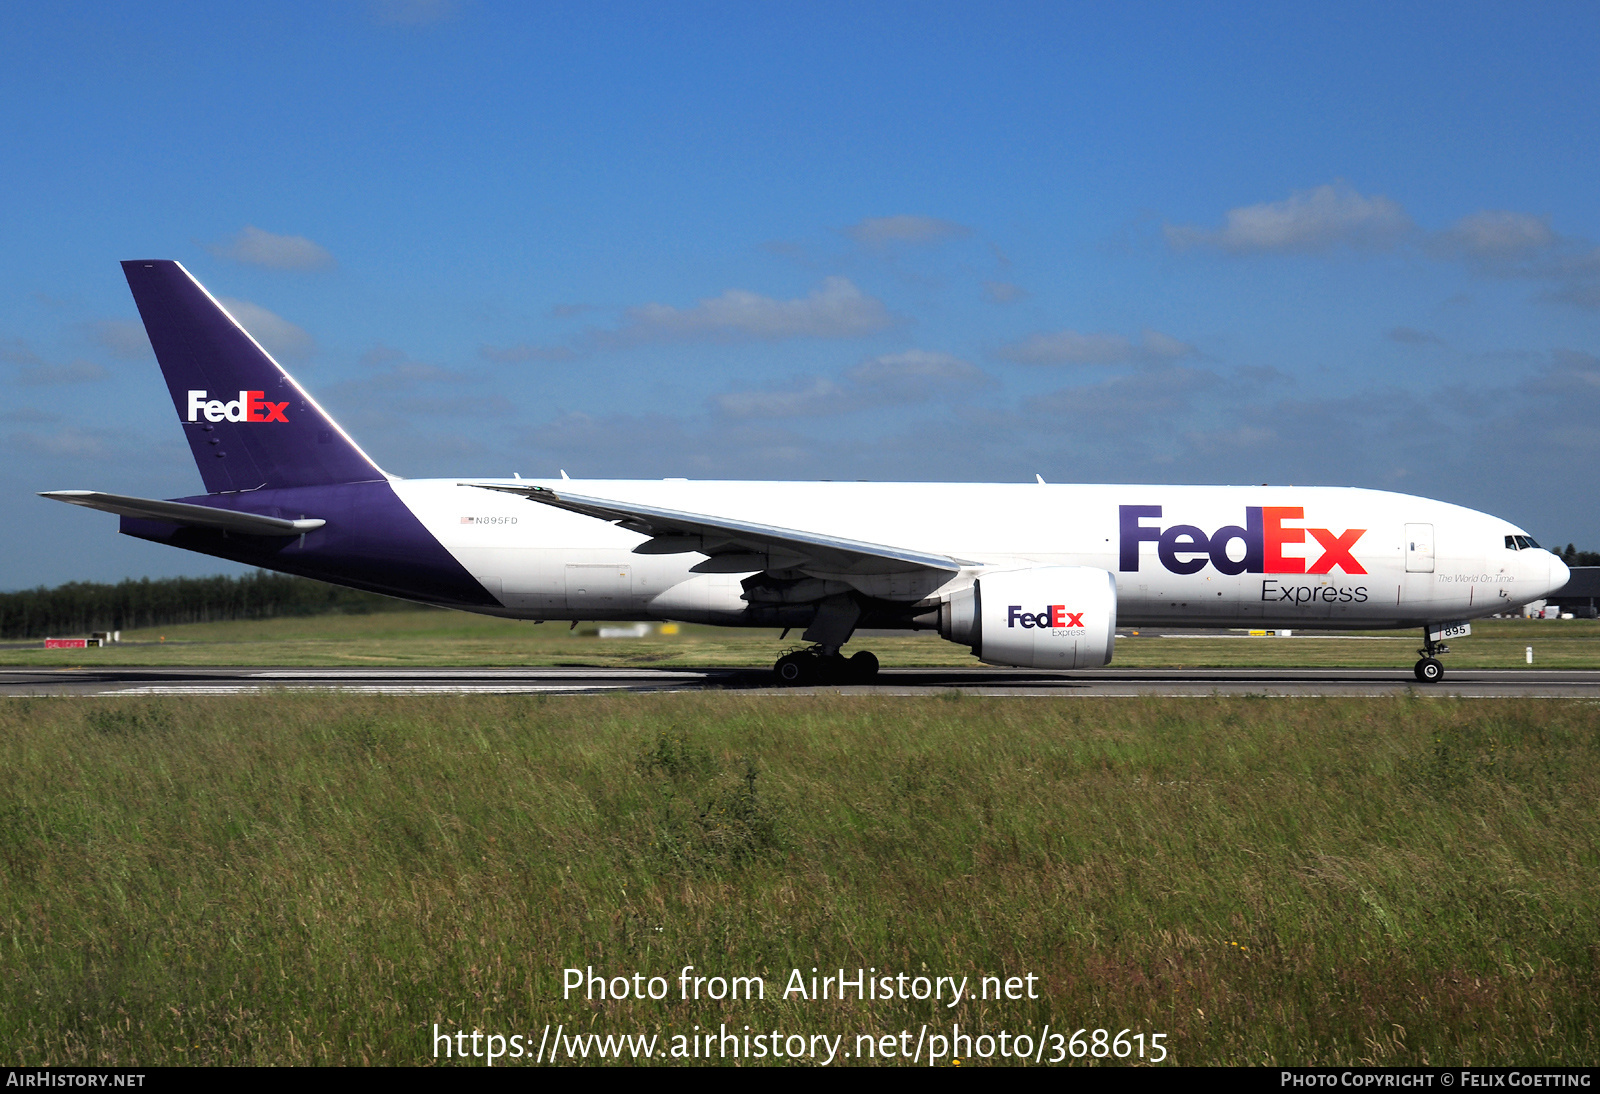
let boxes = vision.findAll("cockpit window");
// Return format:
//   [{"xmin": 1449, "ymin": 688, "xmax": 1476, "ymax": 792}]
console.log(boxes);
[
  {"xmin": 1506, "ymin": 535, "xmax": 1541, "ymax": 551},
  {"xmin": 1524, "ymin": 536, "xmax": 1540, "ymax": 549},
  {"xmin": 1506, "ymin": 535, "xmax": 1517, "ymax": 550}
]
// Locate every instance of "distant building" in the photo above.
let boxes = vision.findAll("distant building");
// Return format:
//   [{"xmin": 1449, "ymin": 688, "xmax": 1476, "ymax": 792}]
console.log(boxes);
[{"xmin": 1549, "ymin": 567, "xmax": 1600, "ymax": 617}]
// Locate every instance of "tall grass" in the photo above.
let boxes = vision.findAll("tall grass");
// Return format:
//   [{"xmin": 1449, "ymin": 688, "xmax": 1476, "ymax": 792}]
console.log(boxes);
[{"xmin": 2, "ymin": 695, "xmax": 1595, "ymax": 1065}]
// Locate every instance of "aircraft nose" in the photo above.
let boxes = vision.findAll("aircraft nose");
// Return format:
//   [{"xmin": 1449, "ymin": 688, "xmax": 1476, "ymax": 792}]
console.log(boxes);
[{"xmin": 1547, "ymin": 552, "xmax": 1571, "ymax": 598}]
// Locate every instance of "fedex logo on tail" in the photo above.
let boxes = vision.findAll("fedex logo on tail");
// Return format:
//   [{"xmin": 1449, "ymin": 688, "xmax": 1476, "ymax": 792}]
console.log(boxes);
[
  {"xmin": 1008, "ymin": 605, "xmax": 1086, "ymax": 630},
  {"xmin": 1120, "ymin": 505, "xmax": 1366, "ymax": 575},
  {"xmin": 187, "ymin": 390, "xmax": 289, "ymax": 423}
]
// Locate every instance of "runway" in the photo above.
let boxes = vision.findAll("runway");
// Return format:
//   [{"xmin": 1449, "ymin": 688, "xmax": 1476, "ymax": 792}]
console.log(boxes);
[{"xmin": 5, "ymin": 665, "xmax": 1600, "ymax": 697}]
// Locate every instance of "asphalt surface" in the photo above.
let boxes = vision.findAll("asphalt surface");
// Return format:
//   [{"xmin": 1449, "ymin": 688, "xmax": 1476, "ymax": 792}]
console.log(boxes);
[{"xmin": 5, "ymin": 665, "xmax": 1600, "ymax": 697}]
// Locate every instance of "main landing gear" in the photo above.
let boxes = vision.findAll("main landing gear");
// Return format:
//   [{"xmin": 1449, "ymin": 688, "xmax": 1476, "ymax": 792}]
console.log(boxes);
[
  {"xmin": 1414, "ymin": 628, "xmax": 1448, "ymax": 683},
  {"xmin": 773, "ymin": 646, "xmax": 879, "ymax": 686},
  {"xmin": 773, "ymin": 592, "xmax": 878, "ymax": 685}
]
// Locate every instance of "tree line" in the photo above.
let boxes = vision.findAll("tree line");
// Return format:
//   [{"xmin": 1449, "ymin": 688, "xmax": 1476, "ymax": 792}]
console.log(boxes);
[
  {"xmin": 1559, "ymin": 545, "xmax": 1600, "ymax": 567},
  {"xmin": 0, "ymin": 571, "xmax": 422, "ymax": 639}
]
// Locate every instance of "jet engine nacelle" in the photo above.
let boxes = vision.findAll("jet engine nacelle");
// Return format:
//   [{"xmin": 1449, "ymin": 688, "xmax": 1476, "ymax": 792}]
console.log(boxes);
[{"xmin": 940, "ymin": 566, "xmax": 1117, "ymax": 669}]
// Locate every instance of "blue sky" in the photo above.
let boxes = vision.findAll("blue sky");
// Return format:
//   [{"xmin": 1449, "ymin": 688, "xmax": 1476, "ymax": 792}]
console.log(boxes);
[{"xmin": 4, "ymin": 2, "xmax": 1599, "ymax": 587}]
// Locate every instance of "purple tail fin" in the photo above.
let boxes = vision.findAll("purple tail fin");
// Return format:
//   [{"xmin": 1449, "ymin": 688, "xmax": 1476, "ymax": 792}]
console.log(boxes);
[{"xmin": 122, "ymin": 260, "xmax": 385, "ymax": 493}]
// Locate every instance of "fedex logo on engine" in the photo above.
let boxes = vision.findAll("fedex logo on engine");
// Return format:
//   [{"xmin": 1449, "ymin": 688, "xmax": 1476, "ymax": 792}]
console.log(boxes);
[
  {"xmin": 186, "ymin": 390, "xmax": 289, "ymax": 423},
  {"xmin": 1120, "ymin": 505, "xmax": 1366, "ymax": 575},
  {"xmin": 1008, "ymin": 605, "xmax": 1086, "ymax": 630}
]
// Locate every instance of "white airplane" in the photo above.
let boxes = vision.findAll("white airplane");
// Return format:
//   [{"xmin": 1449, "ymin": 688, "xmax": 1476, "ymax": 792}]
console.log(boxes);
[{"xmin": 41, "ymin": 261, "xmax": 1569, "ymax": 684}]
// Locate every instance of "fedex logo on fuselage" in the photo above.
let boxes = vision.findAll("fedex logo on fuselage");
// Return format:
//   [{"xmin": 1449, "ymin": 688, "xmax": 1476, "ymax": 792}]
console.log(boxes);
[
  {"xmin": 186, "ymin": 390, "xmax": 289, "ymax": 423},
  {"xmin": 1008, "ymin": 605, "xmax": 1086, "ymax": 630},
  {"xmin": 1120, "ymin": 505, "xmax": 1366, "ymax": 576}
]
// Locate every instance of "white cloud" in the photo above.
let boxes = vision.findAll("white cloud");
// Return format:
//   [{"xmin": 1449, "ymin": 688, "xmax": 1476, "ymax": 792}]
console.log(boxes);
[
  {"xmin": 1181, "ymin": 424, "xmax": 1282, "ymax": 455},
  {"xmin": 1531, "ymin": 246, "xmax": 1600, "ymax": 309},
  {"xmin": 1431, "ymin": 210, "xmax": 1557, "ymax": 261},
  {"xmin": 313, "ymin": 344, "xmax": 480, "ymax": 457},
  {"xmin": 715, "ymin": 377, "xmax": 853, "ymax": 419},
  {"xmin": 995, "ymin": 328, "xmax": 1196, "ymax": 365},
  {"xmin": 396, "ymin": 394, "xmax": 515, "ymax": 418},
  {"xmin": 0, "ymin": 407, "xmax": 56, "ymax": 423},
  {"xmin": 6, "ymin": 427, "xmax": 114, "ymax": 459},
  {"xmin": 0, "ymin": 338, "xmax": 40, "ymax": 365},
  {"xmin": 349, "ymin": 342, "xmax": 465, "ymax": 390},
  {"xmin": 358, "ymin": 362, "xmax": 463, "ymax": 390},
  {"xmin": 522, "ymin": 411, "xmax": 819, "ymax": 476},
  {"xmin": 1422, "ymin": 213, "xmax": 1600, "ymax": 306},
  {"xmin": 15, "ymin": 360, "xmax": 107, "ymax": 385},
  {"xmin": 846, "ymin": 349, "xmax": 989, "ymax": 393},
  {"xmin": 89, "ymin": 319, "xmax": 152, "ymax": 359},
  {"xmin": 611, "ymin": 277, "xmax": 898, "ymax": 344},
  {"xmin": 4, "ymin": 338, "xmax": 110, "ymax": 384},
  {"xmin": 218, "ymin": 298, "xmax": 316, "ymax": 361},
  {"xmin": 844, "ymin": 215, "xmax": 972, "ymax": 247},
  {"xmin": 1164, "ymin": 182, "xmax": 1413, "ymax": 253},
  {"xmin": 359, "ymin": 343, "xmax": 407, "ymax": 368},
  {"xmin": 715, "ymin": 350, "xmax": 989, "ymax": 421},
  {"xmin": 1523, "ymin": 348, "xmax": 1600, "ymax": 395},
  {"xmin": 1556, "ymin": 247, "xmax": 1600, "ymax": 278},
  {"xmin": 211, "ymin": 226, "xmax": 336, "ymax": 270},
  {"xmin": 1546, "ymin": 281, "xmax": 1600, "ymax": 310},
  {"xmin": 1025, "ymin": 364, "xmax": 1225, "ymax": 418},
  {"xmin": 1166, "ymin": 188, "xmax": 1600, "ymax": 307}
]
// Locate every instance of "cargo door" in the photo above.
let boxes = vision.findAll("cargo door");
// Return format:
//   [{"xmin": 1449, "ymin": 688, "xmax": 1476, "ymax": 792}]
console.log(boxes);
[
  {"xmin": 1402, "ymin": 523, "xmax": 1436, "ymax": 613},
  {"xmin": 565, "ymin": 563, "xmax": 632, "ymax": 615},
  {"xmin": 1405, "ymin": 524, "xmax": 1435, "ymax": 573}
]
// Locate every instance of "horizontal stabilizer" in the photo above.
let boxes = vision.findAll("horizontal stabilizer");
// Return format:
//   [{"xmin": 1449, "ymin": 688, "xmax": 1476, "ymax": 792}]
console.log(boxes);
[
  {"xmin": 40, "ymin": 490, "xmax": 325, "ymax": 537},
  {"xmin": 461, "ymin": 482, "xmax": 970, "ymax": 576}
]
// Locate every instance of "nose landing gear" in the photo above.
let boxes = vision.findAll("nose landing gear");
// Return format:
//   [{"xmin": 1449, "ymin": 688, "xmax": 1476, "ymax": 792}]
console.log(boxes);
[{"xmin": 1414, "ymin": 629, "xmax": 1448, "ymax": 682}]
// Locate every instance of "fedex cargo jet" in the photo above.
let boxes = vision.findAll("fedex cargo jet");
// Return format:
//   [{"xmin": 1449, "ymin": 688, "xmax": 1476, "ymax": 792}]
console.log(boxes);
[{"xmin": 41, "ymin": 261, "xmax": 1569, "ymax": 684}]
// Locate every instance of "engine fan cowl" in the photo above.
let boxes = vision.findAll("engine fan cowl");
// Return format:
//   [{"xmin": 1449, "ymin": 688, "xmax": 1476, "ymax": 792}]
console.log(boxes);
[{"xmin": 941, "ymin": 566, "xmax": 1117, "ymax": 669}]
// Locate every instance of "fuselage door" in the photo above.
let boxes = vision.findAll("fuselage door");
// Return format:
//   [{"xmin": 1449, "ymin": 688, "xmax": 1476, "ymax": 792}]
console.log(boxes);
[
  {"xmin": 566, "ymin": 562, "xmax": 632, "ymax": 613},
  {"xmin": 1405, "ymin": 524, "xmax": 1435, "ymax": 573}
]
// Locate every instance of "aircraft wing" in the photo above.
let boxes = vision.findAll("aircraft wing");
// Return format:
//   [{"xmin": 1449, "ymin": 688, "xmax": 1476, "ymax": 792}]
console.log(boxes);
[
  {"xmin": 462, "ymin": 482, "xmax": 971, "ymax": 576},
  {"xmin": 39, "ymin": 490, "xmax": 326, "ymax": 537}
]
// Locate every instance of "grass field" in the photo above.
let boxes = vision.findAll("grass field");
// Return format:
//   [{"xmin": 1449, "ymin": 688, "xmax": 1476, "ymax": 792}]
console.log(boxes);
[
  {"xmin": 5, "ymin": 610, "xmax": 1600, "ymax": 671},
  {"xmin": 2, "ymin": 692, "xmax": 1595, "ymax": 1065}
]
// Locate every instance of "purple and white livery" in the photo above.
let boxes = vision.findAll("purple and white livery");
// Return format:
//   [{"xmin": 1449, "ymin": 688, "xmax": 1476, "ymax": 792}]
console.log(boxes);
[{"xmin": 41, "ymin": 261, "xmax": 1569, "ymax": 684}]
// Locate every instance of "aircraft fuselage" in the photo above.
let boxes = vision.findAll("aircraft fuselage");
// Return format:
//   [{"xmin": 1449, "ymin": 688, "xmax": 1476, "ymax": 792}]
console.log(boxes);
[{"xmin": 119, "ymin": 477, "xmax": 1564, "ymax": 630}]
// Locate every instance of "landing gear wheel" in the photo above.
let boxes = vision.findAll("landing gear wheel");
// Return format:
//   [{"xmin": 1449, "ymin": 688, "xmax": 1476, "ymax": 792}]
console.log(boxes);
[
  {"xmin": 775, "ymin": 645, "xmax": 878, "ymax": 686},
  {"xmin": 774, "ymin": 651, "xmax": 817, "ymax": 686},
  {"xmin": 819, "ymin": 653, "xmax": 850, "ymax": 683},
  {"xmin": 848, "ymin": 650, "xmax": 879, "ymax": 682}
]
